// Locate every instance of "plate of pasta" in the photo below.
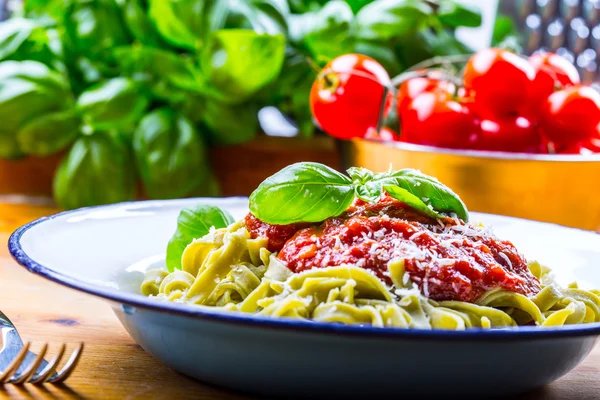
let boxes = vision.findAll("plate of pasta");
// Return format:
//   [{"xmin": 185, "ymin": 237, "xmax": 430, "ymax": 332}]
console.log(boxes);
[{"xmin": 9, "ymin": 162, "xmax": 600, "ymax": 397}]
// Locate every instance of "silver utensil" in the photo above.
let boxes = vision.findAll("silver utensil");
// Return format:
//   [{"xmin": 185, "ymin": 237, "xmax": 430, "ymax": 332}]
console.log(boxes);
[
  {"xmin": 501, "ymin": 0, "xmax": 600, "ymax": 83},
  {"xmin": 0, "ymin": 310, "xmax": 83, "ymax": 384}
]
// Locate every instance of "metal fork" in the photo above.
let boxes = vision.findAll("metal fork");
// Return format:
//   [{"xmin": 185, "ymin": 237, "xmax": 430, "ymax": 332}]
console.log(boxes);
[{"xmin": 0, "ymin": 310, "xmax": 83, "ymax": 384}]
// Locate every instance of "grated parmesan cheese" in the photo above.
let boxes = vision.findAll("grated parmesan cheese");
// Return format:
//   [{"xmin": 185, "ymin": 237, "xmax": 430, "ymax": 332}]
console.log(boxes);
[
  {"xmin": 373, "ymin": 228, "xmax": 387, "ymax": 239},
  {"xmin": 402, "ymin": 272, "xmax": 410, "ymax": 285},
  {"xmin": 498, "ymin": 252, "xmax": 513, "ymax": 269},
  {"xmin": 369, "ymin": 243, "xmax": 379, "ymax": 255},
  {"xmin": 422, "ymin": 279, "xmax": 429, "ymax": 297},
  {"xmin": 409, "ymin": 230, "xmax": 428, "ymax": 241},
  {"xmin": 452, "ymin": 282, "xmax": 461, "ymax": 293},
  {"xmin": 334, "ymin": 236, "xmax": 342, "ymax": 250}
]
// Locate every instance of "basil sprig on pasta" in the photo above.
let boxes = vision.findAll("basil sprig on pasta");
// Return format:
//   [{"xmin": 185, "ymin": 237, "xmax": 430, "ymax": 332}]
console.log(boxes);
[
  {"xmin": 166, "ymin": 204, "xmax": 235, "ymax": 272},
  {"xmin": 249, "ymin": 163, "xmax": 469, "ymax": 224}
]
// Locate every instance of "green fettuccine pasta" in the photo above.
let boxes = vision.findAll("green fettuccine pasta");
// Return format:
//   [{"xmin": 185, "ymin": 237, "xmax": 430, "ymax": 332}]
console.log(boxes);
[{"xmin": 140, "ymin": 223, "xmax": 600, "ymax": 330}]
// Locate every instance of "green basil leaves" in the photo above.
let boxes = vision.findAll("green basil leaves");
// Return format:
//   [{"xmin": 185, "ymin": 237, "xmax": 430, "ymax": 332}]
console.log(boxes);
[
  {"xmin": 166, "ymin": 204, "xmax": 235, "ymax": 272},
  {"xmin": 76, "ymin": 77, "xmax": 149, "ymax": 131},
  {"xmin": 200, "ymin": 29, "xmax": 285, "ymax": 104},
  {"xmin": 0, "ymin": 60, "xmax": 73, "ymax": 158},
  {"xmin": 132, "ymin": 107, "xmax": 212, "ymax": 199},
  {"xmin": 380, "ymin": 169, "xmax": 469, "ymax": 221},
  {"xmin": 52, "ymin": 130, "xmax": 136, "ymax": 209},
  {"xmin": 249, "ymin": 163, "xmax": 469, "ymax": 224},
  {"xmin": 249, "ymin": 162, "xmax": 355, "ymax": 224}
]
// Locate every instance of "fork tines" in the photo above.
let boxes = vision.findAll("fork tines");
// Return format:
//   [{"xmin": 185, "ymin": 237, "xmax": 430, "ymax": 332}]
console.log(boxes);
[{"xmin": 0, "ymin": 343, "xmax": 84, "ymax": 384}]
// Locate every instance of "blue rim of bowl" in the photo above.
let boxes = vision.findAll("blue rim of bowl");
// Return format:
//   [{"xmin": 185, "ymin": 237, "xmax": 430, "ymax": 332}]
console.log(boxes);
[{"xmin": 8, "ymin": 199, "xmax": 600, "ymax": 342}]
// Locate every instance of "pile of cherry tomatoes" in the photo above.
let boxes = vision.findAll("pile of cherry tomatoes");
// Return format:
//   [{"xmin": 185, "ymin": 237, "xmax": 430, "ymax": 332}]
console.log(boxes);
[{"xmin": 310, "ymin": 50, "xmax": 600, "ymax": 154}]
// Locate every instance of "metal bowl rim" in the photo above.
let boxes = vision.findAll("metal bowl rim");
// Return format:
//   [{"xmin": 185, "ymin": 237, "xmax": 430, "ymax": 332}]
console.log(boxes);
[{"xmin": 360, "ymin": 139, "xmax": 600, "ymax": 163}]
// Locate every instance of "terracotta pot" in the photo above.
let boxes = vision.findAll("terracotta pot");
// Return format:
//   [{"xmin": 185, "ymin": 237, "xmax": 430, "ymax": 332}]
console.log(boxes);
[{"xmin": 0, "ymin": 136, "xmax": 342, "ymax": 203}]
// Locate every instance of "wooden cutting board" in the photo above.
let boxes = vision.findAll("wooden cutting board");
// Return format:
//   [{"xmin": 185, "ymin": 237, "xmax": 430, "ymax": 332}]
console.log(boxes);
[{"xmin": 0, "ymin": 201, "xmax": 599, "ymax": 399}]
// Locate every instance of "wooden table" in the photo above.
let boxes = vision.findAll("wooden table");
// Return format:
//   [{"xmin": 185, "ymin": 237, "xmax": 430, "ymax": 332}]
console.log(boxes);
[{"xmin": 1, "ymin": 201, "xmax": 599, "ymax": 400}]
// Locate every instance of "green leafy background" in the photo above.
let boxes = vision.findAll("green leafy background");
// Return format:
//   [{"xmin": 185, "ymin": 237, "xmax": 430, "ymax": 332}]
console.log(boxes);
[{"xmin": 0, "ymin": 0, "xmax": 483, "ymax": 209}]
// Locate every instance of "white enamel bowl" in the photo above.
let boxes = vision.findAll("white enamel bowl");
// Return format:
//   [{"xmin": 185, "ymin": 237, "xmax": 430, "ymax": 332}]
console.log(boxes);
[{"xmin": 8, "ymin": 198, "xmax": 600, "ymax": 398}]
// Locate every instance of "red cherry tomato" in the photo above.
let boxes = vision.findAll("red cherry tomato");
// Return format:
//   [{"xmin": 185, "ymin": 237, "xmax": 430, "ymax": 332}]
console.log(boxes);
[
  {"xmin": 457, "ymin": 86, "xmax": 475, "ymax": 102},
  {"xmin": 537, "ymin": 138, "xmax": 552, "ymax": 154},
  {"xmin": 554, "ymin": 142, "xmax": 595, "ymax": 155},
  {"xmin": 474, "ymin": 116, "xmax": 540, "ymax": 153},
  {"xmin": 539, "ymin": 86, "xmax": 600, "ymax": 146},
  {"xmin": 529, "ymin": 52, "xmax": 580, "ymax": 106},
  {"xmin": 364, "ymin": 127, "xmax": 400, "ymax": 142},
  {"xmin": 400, "ymin": 91, "xmax": 478, "ymax": 149},
  {"xmin": 587, "ymin": 137, "xmax": 600, "ymax": 152},
  {"xmin": 310, "ymin": 54, "xmax": 392, "ymax": 139},
  {"xmin": 464, "ymin": 48, "xmax": 535, "ymax": 117},
  {"xmin": 553, "ymin": 137, "xmax": 600, "ymax": 154},
  {"xmin": 396, "ymin": 76, "xmax": 455, "ymax": 112}
]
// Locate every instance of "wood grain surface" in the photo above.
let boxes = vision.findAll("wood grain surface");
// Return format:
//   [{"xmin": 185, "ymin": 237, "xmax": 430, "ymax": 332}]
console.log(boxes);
[{"xmin": 0, "ymin": 202, "xmax": 599, "ymax": 400}]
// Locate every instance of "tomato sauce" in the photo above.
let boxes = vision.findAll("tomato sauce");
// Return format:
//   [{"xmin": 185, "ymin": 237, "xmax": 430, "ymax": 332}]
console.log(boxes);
[{"xmin": 245, "ymin": 196, "xmax": 541, "ymax": 303}]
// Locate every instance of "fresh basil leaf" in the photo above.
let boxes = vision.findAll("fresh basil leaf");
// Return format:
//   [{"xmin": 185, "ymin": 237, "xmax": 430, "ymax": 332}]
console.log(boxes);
[
  {"xmin": 53, "ymin": 130, "xmax": 136, "ymax": 209},
  {"xmin": 492, "ymin": 15, "xmax": 516, "ymax": 45},
  {"xmin": 349, "ymin": 167, "xmax": 381, "ymax": 203},
  {"xmin": 24, "ymin": 0, "xmax": 66, "ymax": 22},
  {"xmin": 17, "ymin": 109, "xmax": 81, "ymax": 156},
  {"xmin": 354, "ymin": 40, "xmax": 405, "ymax": 77},
  {"xmin": 383, "ymin": 184, "xmax": 441, "ymax": 219},
  {"xmin": 201, "ymin": 100, "xmax": 258, "ymax": 145},
  {"xmin": 346, "ymin": 0, "xmax": 372, "ymax": 14},
  {"xmin": 166, "ymin": 204, "xmax": 235, "ymax": 272},
  {"xmin": 0, "ymin": 129, "xmax": 23, "ymax": 159},
  {"xmin": 289, "ymin": 1, "xmax": 354, "ymax": 59},
  {"xmin": 492, "ymin": 15, "xmax": 522, "ymax": 52},
  {"xmin": 9, "ymin": 29, "xmax": 64, "ymax": 72},
  {"xmin": 355, "ymin": 0, "xmax": 432, "ymax": 41},
  {"xmin": 377, "ymin": 169, "xmax": 469, "ymax": 221},
  {"xmin": 119, "ymin": 0, "xmax": 169, "ymax": 48},
  {"xmin": 133, "ymin": 107, "xmax": 211, "ymax": 199},
  {"xmin": 436, "ymin": 0, "xmax": 482, "ymax": 28},
  {"xmin": 421, "ymin": 28, "xmax": 473, "ymax": 57},
  {"xmin": 347, "ymin": 167, "xmax": 374, "ymax": 184},
  {"xmin": 113, "ymin": 46, "xmax": 205, "ymax": 93},
  {"xmin": 66, "ymin": 55, "xmax": 104, "ymax": 94},
  {"xmin": 225, "ymin": 0, "xmax": 288, "ymax": 36},
  {"xmin": 393, "ymin": 31, "xmax": 435, "ymax": 67},
  {"xmin": 201, "ymin": 29, "xmax": 285, "ymax": 104},
  {"xmin": 76, "ymin": 77, "xmax": 150, "ymax": 131},
  {"xmin": 249, "ymin": 162, "xmax": 354, "ymax": 224},
  {"xmin": 148, "ymin": 0, "xmax": 228, "ymax": 51},
  {"xmin": 0, "ymin": 18, "xmax": 37, "ymax": 60},
  {"xmin": 0, "ymin": 61, "xmax": 71, "ymax": 157},
  {"xmin": 0, "ymin": 59, "xmax": 68, "ymax": 92},
  {"xmin": 64, "ymin": 0, "xmax": 131, "ymax": 61},
  {"xmin": 0, "ymin": 19, "xmax": 63, "ymax": 73},
  {"xmin": 179, "ymin": 93, "xmax": 206, "ymax": 125},
  {"xmin": 354, "ymin": 183, "xmax": 381, "ymax": 203},
  {"xmin": 287, "ymin": 0, "xmax": 328, "ymax": 14}
]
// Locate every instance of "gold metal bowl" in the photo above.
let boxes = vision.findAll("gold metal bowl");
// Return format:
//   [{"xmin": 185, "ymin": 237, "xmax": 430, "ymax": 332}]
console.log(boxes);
[{"xmin": 347, "ymin": 139, "xmax": 600, "ymax": 232}]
